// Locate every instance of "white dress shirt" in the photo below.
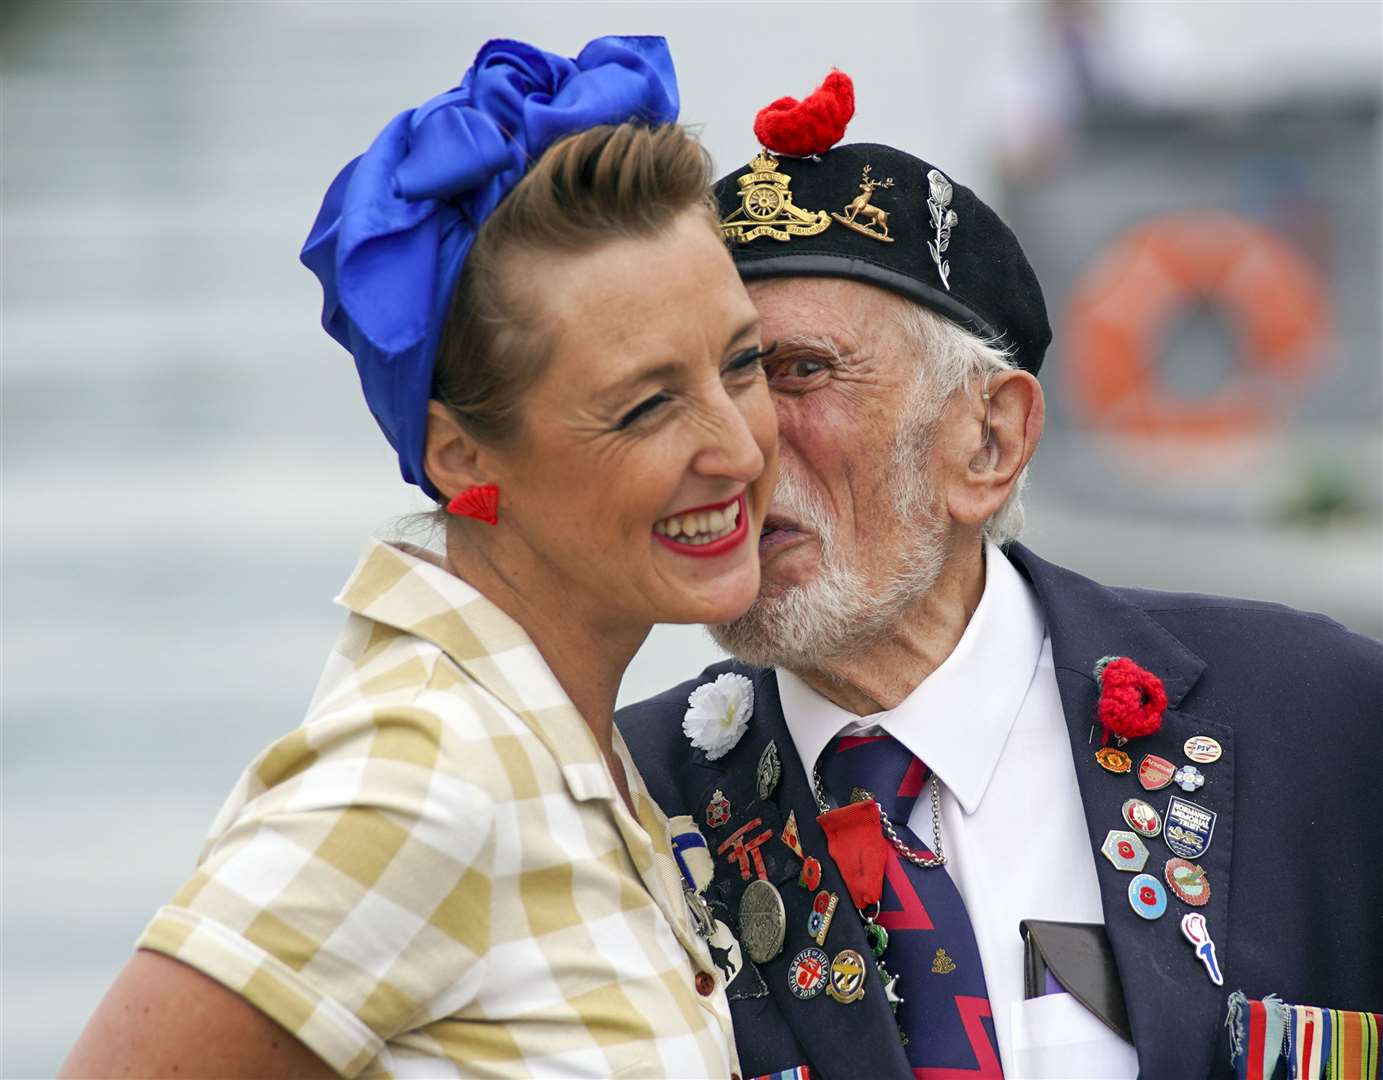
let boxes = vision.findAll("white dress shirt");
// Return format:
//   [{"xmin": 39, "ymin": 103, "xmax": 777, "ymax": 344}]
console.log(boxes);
[{"xmin": 778, "ymin": 541, "xmax": 1137, "ymax": 1077}]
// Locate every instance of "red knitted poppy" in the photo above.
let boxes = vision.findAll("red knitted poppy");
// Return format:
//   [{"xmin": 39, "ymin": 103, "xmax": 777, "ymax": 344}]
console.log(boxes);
[
  {"xmin": 753, "ymin": 70, "xmax": 855, "ymax": 158},
  {"xmin": 1095, "ymin": 657, "xmax": 1167, "ymax": 745}
]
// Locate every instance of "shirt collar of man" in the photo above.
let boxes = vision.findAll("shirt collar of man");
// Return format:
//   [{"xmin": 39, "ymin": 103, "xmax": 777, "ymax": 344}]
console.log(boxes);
[{"xmin": 778, "ymin": 540, "xmax": 1047, "ymax": 815}]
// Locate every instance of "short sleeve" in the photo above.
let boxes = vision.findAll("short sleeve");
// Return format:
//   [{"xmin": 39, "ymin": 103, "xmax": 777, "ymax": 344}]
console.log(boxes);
[{"xmin": 138, "ymin": 702, "xmax": 495, "ymax": 1077}]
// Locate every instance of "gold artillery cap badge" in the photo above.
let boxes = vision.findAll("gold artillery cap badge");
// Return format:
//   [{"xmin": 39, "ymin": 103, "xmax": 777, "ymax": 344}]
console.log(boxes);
[{"xmin": 720, "ymin": 150, "xmax": 832, "ymax": 245}]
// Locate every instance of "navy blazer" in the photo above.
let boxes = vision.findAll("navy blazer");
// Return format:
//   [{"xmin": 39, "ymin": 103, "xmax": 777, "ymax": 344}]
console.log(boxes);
[{"xmin": 617, "ymin": 544, "xmax": 1383, "ymax": 1080}]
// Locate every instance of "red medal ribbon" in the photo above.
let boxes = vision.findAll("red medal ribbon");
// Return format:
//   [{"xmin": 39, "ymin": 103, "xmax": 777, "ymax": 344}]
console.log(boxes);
[{"xmin": 816, "ymin": 800, "xmax": 889, "ymax": 910}]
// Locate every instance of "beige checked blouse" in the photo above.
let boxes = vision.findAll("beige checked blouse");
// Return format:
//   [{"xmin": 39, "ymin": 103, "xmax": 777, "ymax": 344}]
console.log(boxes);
[{"xmin": 139, "ymin": 539, "xmax": 738, "ymax": 1078}]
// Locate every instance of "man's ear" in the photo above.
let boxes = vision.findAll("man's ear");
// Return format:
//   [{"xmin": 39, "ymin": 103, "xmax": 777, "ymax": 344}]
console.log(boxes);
[
  {"xmin": 423, "ymin": 400, "xmax": 489, "ymax": 501},
  {"xmin": 947, "ymin": 370, "xmax": 1044, "ymax": 527}
]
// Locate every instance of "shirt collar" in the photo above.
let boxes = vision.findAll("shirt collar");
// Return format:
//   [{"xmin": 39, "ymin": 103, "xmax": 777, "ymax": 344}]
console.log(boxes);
[
  {"xmin": 778, "ymin": 540, "xmax": 1046, "ymax": 815},
  {"xmin": 335, "ymin": 538, "xmax": 616, "ymax": 803}
]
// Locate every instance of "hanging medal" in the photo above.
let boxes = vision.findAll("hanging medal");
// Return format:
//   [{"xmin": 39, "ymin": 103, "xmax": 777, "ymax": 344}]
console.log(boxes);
[{"xmin": 816, "ymin": 800, "xmax": 901, "ymax": 1010}]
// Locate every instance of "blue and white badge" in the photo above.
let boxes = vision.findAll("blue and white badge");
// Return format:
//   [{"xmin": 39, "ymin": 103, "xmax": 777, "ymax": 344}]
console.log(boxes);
[
  {"xmin": 1128, "ymin": 873, "xmax": 1168, "ymax": 920},
  {"xmin": 1164, "ymin": 796, "xmax": 1217, "ymax": 859}
]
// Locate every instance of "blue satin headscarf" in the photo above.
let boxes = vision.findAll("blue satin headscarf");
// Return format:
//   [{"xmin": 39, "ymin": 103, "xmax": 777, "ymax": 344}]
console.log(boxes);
[{"xmin": 301, "ymin": 36, "xmax": 680, "ymax": 498}]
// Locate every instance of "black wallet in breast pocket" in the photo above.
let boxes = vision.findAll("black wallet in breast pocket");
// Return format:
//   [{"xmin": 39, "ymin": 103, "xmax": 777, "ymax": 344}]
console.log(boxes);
[{"xmin": 1020, "ymin": 919, "xmax": 1133, "ymax": 1044}]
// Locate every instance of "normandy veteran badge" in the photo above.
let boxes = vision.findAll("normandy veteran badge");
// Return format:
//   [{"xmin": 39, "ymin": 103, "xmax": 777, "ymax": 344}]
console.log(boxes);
[{"xmin": 1164, "ymin": 796, "xmax": 1217, "ymax": 859}]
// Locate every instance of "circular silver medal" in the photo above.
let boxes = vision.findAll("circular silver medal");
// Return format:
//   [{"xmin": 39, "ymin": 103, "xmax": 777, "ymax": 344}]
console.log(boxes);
[{"xmin": 738, "ymin": 879, "xmax": 786, "ymax": 964}]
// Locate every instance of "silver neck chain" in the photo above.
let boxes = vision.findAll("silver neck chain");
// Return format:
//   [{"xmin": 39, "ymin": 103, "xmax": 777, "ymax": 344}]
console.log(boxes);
[{"xmin": 812, "ymin": 765, "xmax": 947, "ymax": 869}]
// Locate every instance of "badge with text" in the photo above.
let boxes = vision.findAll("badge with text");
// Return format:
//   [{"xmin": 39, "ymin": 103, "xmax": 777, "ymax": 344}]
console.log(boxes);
[
  {"xmin": 790, "ymin": 946, "xmax": 830, "ymax": 999},
  {"xmin": 1138, "ymin": 754, "xmax": 1176, "ymax": 791},
  {"xmin": 1183, "ymin": 735, "xmax": 1222, "ymax": 764},
  {"xmin": 1095, "ymin": 746, "xmax": 1133, "ymax": 773},
  {"xmin": 809, "ymin": 889, "xmax": 838, "ymax": 945},
  {"xmin": 1164, "ymin": 796, "xmax": 1217, "ymax": 859}
]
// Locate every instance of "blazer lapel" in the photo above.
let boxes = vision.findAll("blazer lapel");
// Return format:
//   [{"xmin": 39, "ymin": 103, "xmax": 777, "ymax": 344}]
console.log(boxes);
[
  {"xmin": 1010, "ymin": 545, "xmax": 1235, "ymax": 1080},
  {"xmin": 684, "ymin": 667, "xmax": 912, "ymax": 1080}
]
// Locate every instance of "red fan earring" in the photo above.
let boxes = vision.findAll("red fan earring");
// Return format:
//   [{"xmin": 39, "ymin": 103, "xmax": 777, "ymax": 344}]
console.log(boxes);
[{"xmin": 446, "ymin": 484, "xmax": 499, "ymax": 525}]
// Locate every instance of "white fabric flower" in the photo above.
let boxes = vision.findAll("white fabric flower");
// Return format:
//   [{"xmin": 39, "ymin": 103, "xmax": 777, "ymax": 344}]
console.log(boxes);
[{"xmin": 682, "ymin": 673, "xmax": 754, "ymax": 761}]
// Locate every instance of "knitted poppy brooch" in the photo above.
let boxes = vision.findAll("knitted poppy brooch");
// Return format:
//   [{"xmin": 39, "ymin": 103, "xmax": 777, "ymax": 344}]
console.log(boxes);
[{"xmin": 1093, "ymin": 656, "xmax": 1168, "ymax": 746}]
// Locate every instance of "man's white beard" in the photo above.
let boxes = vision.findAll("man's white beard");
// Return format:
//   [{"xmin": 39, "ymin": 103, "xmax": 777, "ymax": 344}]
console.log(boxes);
[{"xmin": 710, "ymin": 415, "xmax": 949, "ymax": 671}]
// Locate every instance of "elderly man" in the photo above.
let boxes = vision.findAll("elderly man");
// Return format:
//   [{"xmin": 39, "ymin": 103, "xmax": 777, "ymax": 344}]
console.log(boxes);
[{"xmin": 618, "ymin": 134, "xmax": 1382, "ymax": 1080}]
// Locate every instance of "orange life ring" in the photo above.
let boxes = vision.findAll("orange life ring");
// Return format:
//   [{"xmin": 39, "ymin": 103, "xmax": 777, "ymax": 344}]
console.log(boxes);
[{"xmin": 1065, "ymin": 212, "xmax": 1328, "ymax": 440}]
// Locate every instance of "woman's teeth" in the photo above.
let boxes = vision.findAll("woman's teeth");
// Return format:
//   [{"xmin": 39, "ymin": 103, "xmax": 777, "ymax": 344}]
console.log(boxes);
[{"xmin": 654, "ymin": 500, "xmax": 741, "ymax": 544}]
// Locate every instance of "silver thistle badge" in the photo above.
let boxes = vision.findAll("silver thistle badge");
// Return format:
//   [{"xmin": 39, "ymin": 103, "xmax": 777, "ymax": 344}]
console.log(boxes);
[{"xmin": 926, "ymin": 169, "xmax": 958, "ymax": 290}]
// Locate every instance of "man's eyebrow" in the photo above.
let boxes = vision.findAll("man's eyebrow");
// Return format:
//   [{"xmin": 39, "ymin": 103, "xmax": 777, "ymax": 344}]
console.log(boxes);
[{"xmin": 774, "ymin": 333, "xmax": 849, "ymax": 362}]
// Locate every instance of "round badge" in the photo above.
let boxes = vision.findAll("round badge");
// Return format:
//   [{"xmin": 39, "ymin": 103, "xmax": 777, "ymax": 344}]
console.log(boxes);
[
  {"xmin": 738, "ymin": 879, "xmax": 786, "ymax": 964},
  {"xmin": 1183, "ymin": 735, "xmax": 1222, "ymax": 764},
  {"xmin": 1122, "ymin": 798, "xmax": 1162, "ymax": 837},
  {"xmin": 799, "ymin": 856, "xmax": 822, "ymax": 891},
  {"xmin": 807, "ymin": 911, "xmax": 825, "ymax": 938},
  {"xmin": 813, "ymin": 890, "xmax": 833, "ymax": 914},
  {"xmin": 789, "ymin": 947, "xmax": 829, "ymax": 999},
  {"xmin": 1128, "ymin": 873, "xmax": 1168, "ymax": 920},
  {"xmin": 1138, "ymin": 754, "xmax": 1176, "ymax": 791},
  {"xmin": 1095, "ymin": 747, "xmax": 1133, "ymax": 773},
  {"xmin": 826, "ymin": 948, "xmax": 867, "ymax": 1004},
  {"xmin": 1164, "ymin": 858, "xmax": 1212, "ymax": 906}
]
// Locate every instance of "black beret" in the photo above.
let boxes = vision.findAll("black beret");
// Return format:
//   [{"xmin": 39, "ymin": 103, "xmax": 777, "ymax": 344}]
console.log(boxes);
[{"xmin": 713, "ymin": 142, "xmax": 1052, "ymax": 375}]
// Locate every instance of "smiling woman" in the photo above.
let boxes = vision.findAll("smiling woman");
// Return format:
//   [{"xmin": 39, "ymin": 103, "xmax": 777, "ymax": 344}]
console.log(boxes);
[{"xmin": 61, "ymin": 35, "xmax": 774, "ymax": 1080}]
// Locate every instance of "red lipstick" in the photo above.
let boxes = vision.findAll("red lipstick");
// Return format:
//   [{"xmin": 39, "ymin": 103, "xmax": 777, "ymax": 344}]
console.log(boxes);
[{"xmin": 653, "ymin": 493, "xmax": 750, "ymax": 559}]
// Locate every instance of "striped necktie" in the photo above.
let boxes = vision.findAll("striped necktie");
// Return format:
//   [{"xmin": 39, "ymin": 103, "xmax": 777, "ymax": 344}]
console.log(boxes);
[{"xmin": 821, "ymin": 733, "xmax": 1004, "ymax": 1078}]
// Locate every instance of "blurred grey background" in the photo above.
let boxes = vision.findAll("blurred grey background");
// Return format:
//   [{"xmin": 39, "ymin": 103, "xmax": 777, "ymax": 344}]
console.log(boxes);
[{"xmin": 2, "ymin": 2, "xmax": 1380, "ymax": 1074}]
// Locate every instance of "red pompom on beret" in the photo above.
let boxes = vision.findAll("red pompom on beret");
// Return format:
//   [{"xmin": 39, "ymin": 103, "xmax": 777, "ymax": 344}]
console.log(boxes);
[{"xmin": 753, "ymin": 70, "xmax": 855, "ymax": 157}]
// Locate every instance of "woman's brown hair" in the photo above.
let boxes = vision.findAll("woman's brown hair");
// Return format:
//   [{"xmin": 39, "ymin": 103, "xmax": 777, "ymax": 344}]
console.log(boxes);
[{"xmin": 430, "ymin": 122, "xmax": 715, "ymax": 457}]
